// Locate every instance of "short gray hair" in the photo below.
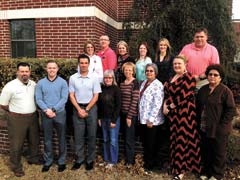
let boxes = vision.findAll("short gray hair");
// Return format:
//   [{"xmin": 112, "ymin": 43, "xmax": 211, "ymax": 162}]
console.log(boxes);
[
  {"xmin": 103, "ymin": 69, "xmax": 118, "ymax": 86},
  {"xmin": 145, "ymin": 63, "xmax": 158, "ymax": 76}
]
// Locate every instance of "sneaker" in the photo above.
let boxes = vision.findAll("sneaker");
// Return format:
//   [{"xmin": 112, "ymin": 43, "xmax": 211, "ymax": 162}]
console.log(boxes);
[
  {"xmin": 98, "ymin": 162, "xmax": 106, "ymax": 167},
  {"xmin": 144, "ymin": 170, "xmax": 152, "ymax": 175},
  {"xmin": 199, "ymin": 175, "xmax": 208, "ymax": 180},
  {"xmin": 209, "ymin": 176, "xmax": 218, "ymax": 180},
  {"xmin": 105, "ymin": 163, "xmax": 114, "ymax": 169}
]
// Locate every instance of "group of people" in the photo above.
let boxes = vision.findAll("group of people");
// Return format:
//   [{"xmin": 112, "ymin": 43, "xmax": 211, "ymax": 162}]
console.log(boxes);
[{"xmin": 0, "ymin": 28, "xmax": 236, "ymax": 180}]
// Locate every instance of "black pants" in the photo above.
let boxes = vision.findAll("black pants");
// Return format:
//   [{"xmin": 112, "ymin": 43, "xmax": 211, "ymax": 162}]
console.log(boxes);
[
  {"xmin": 201, "ymin": 131, "xmax": 228, "ymax": 179},
  {"xmin": 120, "ymin": 112, "xmax": 137, "ymax": 164},
  {"xmin": 140, "ymin": 124, "xmax": 161, "ymax": 170}
]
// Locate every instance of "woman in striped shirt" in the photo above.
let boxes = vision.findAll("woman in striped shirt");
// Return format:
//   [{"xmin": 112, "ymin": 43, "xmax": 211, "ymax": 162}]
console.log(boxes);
[{"xmin": 120, "ymin": 62, "xmax": 140, "ymax": 167}]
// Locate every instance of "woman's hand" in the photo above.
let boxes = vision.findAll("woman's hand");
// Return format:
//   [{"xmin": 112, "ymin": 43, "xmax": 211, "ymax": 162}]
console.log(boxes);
[
  {"xmin": 146, "ymin": 121, "xmax": 153, "ymax": 128},
  {"xmin": 110, "ymin": 122, "xmax": 116, "ymax": 128},
  {"xmin": 163, "ymin": 103, "xmax": 169, "ymax": 115},
  {"xmin": 98, "ymin": 119, "xmax": 101, "ymax": 127},
  {"xmin": 126, "ymin": 118, "xmax": 132, "ymax": 127}
]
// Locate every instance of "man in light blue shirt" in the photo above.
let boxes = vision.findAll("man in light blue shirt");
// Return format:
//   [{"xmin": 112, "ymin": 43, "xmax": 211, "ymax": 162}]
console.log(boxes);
[
  {"xmin": 35, "ymin": 60, "xmax": 68, "ymax": 173},
  {"xmin": 69, "ymin": 54, "xmax": 101, "ymax": 171}
]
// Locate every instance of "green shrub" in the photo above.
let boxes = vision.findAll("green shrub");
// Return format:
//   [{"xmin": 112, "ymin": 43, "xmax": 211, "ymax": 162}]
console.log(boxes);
[{"xmin": 0, "ymin": 58, "xmax": 78, "ymax": 90}]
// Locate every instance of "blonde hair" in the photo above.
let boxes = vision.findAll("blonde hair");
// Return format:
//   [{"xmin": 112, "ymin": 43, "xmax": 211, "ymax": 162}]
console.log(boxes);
[
  {"xmin": 122, "ymin": 62, "xmax": 136, "ymax": 76},
  {"xmin": 117, "ymin": 40, "xmax": 129, "ymax": 54},
  {"xmin": 155, "ymin": 38, "xmax": 172, "ymax": 61},
  {"xmin": 174, "ymin": 54, "xmax": 188, "ymax": 64}
]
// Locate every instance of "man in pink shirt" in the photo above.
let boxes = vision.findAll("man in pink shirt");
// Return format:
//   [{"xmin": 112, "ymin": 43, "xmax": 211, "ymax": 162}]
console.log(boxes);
[
  {"xmin": 180, "ymin": 27, "xmax": 220, "ymax": 89},
  {"xmin": 97, "ymin": 35, "xmax": 117, "ymax": 72}
]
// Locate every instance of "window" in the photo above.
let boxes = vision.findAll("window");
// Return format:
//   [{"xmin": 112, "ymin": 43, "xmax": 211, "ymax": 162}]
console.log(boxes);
[{"xmin": 10, "ymin": 19, "xmax": 36, "ymax": 58}]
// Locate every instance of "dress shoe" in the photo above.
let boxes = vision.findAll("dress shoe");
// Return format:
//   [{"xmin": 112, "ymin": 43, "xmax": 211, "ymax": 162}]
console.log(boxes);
[
  {"xmin": 71, "ymin": 162, "xmax": 83, "ymax": 170},
  {"xmin": 41, "ymin": 164, "xmax": 52, "ymax": 172},
  {"xmin": 13, "ymin": 170, "xmax": 25, "ymax": 177},
  {"xmin": 58, "ymin": 164, "xmax": 66, "ymax": 172},
  {"xmin": 85, "ymin": 162, "xmax": 94, "ymax": 170}
]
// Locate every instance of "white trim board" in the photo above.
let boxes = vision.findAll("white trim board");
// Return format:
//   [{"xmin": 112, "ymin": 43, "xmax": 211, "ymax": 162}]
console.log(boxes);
[{"xmin": 0, "ymin": 6, "xmax": 123, "ymax": 30}]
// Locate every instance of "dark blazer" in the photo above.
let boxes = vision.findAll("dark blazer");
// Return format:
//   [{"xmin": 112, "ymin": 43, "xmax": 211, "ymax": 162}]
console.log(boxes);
[{"xmin": 196, "ymin": 83, "xmax": 236, "ymax": 137}]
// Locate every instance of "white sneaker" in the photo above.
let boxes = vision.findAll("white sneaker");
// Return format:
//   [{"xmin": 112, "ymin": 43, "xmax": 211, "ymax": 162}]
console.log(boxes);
[
  {"xmin": 209, "ymin": 176, "xmax": 218, "ymax": 180},
  {"xmin": 98, "ymin": 162, "xmax": 106, "ymax": 166},
  {"xmin": 105, "ymin": 163, "xmax": 114, "ymax": 169},
  {"xmin": 199, "ymin": 175, "xmax": 208, "ymax": 180}
]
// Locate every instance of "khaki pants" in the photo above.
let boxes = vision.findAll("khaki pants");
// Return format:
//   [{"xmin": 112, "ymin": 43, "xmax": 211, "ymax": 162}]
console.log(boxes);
[{"xmin": 7, "ymin": 113, "xmax": 39, "ymax": 171}]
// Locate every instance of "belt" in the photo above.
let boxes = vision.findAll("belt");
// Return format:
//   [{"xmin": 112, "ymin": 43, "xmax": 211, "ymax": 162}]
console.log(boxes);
[
  {"xmin": 78, "ymin": 103, "xmax": 89, "ymax": 108},
  {"xmin": 9, "ymin": 112, "xmax": 36, "ymax": 117}
]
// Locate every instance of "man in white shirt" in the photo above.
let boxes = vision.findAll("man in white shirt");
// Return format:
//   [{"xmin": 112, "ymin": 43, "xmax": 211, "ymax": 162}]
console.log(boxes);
[{"xmin": 0, "ymin": 62, "xmax": 40, "ymax": 177}]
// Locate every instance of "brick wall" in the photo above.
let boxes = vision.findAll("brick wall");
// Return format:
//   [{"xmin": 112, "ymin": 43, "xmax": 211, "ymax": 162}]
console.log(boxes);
[
  {"xmin": 233, "ymin": 22, "xmax": 240, "ymax": 45},
  {"xmin": 35, "ymin": 17, "xmax": 119, "ymax": 58},
  {"xmin": 0, "ymin": 0, "xmax": 129, "ymax": 58},
  {"xmin": 36, "ymin": 17, "xmax": 98, "ymax": 58},
  {"xmin": 118, "ymin": 0, "xmax": 134, "ymax": 21},
  {"xmin": 0, "ymin": 20, "xmax": 11, "ymax": 58},
  {"xmin": 95, "ymin": 0, "xmax": 118, "ymax": 20},
  {"xmin": 0, "ymin": 0, "xmax": 95, "ymax": 10}
]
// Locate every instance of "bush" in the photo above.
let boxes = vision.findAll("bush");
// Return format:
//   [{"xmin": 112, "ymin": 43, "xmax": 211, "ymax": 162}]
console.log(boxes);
[{"xmin": 0, "ymin": 58, "xmax": 78, "ymax": 90}]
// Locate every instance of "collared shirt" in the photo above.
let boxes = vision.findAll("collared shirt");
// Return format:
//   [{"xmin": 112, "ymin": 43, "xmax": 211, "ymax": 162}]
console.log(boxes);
[
  {"xmin": 97, "ymin": 47, "xmax": 117, "ymax": 71},
  {"xmin": 68, "ymin": 72, "xmax": 101, "ymax": 103},
  {"xmin": 0, "ymin": 78, "xmax": 36, "ymax": 113},
  {"xmin": 139, "ymin": 79, "xmax": 164, "ymax": 125},
  {"xmin": 35, "ymin": 76, "xmax": 69, "ymax": 112},
  {"xmin": 180, "ymin": 42, "xmax": 219, "ymax": 76}
]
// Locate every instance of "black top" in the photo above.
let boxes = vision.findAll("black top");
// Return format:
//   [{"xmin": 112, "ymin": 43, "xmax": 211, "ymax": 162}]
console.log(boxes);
[
  {"xmin": 97, "ymin": 84, "xmax": 121, "ymax": 123},
  {"xmin": 115, "ymin": 55, "xmax": 135, "ymax": 85},
  {"xmin": 155, "ymin": 56, "xmax": 174, "ymax": 84}
]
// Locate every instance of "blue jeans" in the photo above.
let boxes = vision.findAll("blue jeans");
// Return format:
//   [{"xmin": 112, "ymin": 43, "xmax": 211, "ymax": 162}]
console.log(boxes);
[
  {"xmin": 42, "ymin": 110, "xmax": 67, "ymax": 166},
  {"xmin": 72, "ymin": 105, "xmax": 97, "ymax": 164},
  {"xmin": 101, "ymin": 117, "xmax": 120, "ymax": 164}
]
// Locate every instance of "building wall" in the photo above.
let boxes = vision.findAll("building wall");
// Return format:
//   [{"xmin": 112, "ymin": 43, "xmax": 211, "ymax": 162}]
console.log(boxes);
[
  {"xmin": 233, "ymin": 22, "xmax": 240, "ymax": 45},
  {"xmin": 0, "ymin": 0, "xmax": 122, "ymax": 58},
  {"xmin": 0, "ymin": 20, "xmax": 11, "ymax": 58},
  {"xmin": 0, "ymin": 0, "xmax": 139, "ymax": 154}
]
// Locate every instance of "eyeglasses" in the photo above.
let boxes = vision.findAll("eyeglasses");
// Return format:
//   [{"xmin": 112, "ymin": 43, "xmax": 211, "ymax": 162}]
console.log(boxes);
[
  {"xmin": 208, "ymin": 73, "xmax": 220, "ymax": 77},
  {"xmin": 145, "ymin": 70, "xmax": 154, "ymax": 73}
]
